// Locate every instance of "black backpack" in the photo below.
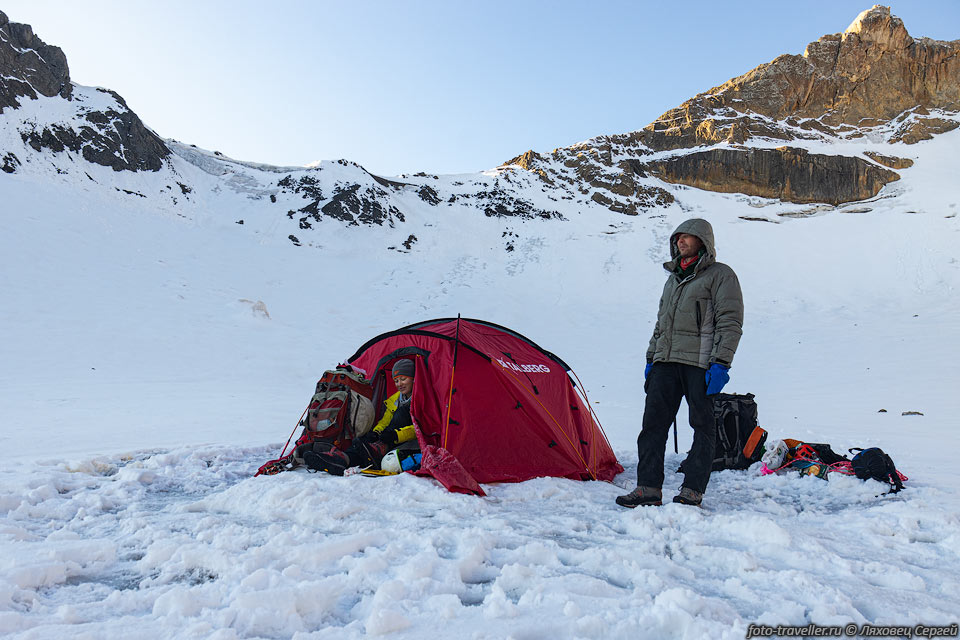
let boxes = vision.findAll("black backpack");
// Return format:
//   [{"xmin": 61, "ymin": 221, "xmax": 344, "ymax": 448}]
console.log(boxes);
[
  {"xmin": 709, "ymin": 393, "xmax": 767, "ymax": 471},
  {"xmin": 850, "ymin": 447, "xmax": 904, "ymax": 493},
  {"xmin": 679, "ymin": 393, "xmax": 768, "ymax": 473}
]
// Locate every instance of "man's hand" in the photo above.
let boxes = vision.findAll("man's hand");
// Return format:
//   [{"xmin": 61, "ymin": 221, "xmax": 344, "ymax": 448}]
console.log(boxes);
[{"xmin": 705, "ymin": 363, "xmax": 730, "ymax": 395}]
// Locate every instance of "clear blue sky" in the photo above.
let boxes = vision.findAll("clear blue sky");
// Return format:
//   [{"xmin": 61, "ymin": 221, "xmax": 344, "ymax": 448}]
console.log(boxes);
[{"xmin": 4, "ymin": 1, "xmax": 958, "ymax": 176}]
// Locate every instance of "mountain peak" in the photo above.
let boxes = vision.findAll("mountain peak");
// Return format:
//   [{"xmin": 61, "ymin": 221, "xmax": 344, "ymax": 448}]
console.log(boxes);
[
  {"xmin": 1, "ymin": 10, "xmax": 169, "ymax": 171},
  {"xmin": 497, "ymin": 6, "xmax": 959, "ymax": 211},
  {"xmin": 633, "ymin": 5, "xmax": 958, "ymax": 154},
  {"xmin": 0, "ymin": 10, "xmax": 72, "ymax": 109},
  {"xmin": 843, "ymin": 5, "xmax": 912, "ymax": 49}
]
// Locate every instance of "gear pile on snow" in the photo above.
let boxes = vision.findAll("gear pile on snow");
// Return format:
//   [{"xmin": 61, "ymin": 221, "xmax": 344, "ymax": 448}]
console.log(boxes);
[{"xmin": 760, "ymin": 439, "xmax": 907, "ymax": 493}]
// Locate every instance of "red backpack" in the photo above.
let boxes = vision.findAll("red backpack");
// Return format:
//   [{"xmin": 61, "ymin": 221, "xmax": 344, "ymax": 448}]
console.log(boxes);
[{"xmin": 256, "ymin": 366, "xmax": 375, "ymax": 475}]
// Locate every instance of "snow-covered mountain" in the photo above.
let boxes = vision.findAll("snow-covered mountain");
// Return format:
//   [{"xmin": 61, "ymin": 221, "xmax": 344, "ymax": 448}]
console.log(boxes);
[
  {"xmin": 1, "ymin": 5, "xmax": 959, "ymax": 639},
  {"xmin": 4, "ymin": 6, "xmax": 958, "ymax": 238}
]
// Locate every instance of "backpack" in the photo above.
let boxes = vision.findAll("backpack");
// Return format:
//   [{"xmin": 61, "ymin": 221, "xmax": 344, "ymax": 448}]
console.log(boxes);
[
  {"xmin": 678, "ymin": 392, "xmax": 767, "ymax": 473},
  {"xmin": 256, "ymin": 366, "xmax": 375, "ymax": 475},
  {"xmin": 709, "ymin": 392, "xmax": 767, "ymax": 471},
  {"xmin": 293, "ymin": 367, "xmax": 376, "ymax": 463},
  {"xmin": 850, "ymin": 447, "xmax": 905, "ymax": 493}
]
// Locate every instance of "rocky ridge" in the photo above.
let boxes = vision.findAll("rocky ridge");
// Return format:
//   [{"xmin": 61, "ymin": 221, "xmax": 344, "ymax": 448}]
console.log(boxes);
[
  {"xmin": 641, "ymin": 5, "xmax": 960, "ymax": 150},
  {"xmin": 0, "ymin": 10, "xmax": 168, "ymax": 172},
  {"xmin": 502, "ymin": 5, "xmax": 959, "ymax": 208},
  {"xmin": 0, "ymin": 6, "xmax": 958, "ymax": 234}
]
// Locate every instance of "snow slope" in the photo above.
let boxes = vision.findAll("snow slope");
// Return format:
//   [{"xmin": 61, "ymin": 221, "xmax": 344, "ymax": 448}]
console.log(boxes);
[{"xmin": 2, "ymin": 99, "xmax": 960, "ymax": 637}]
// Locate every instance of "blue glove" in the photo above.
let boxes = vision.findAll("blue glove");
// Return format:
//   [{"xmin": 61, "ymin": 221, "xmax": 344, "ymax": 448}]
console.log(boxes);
[
  {"xmin": 644, "ymin": 363, "xmax": 653, "ymax": 380},
  {"xmin": 705, "ymin": 363, "xmax": 729, "ymax": 396}
]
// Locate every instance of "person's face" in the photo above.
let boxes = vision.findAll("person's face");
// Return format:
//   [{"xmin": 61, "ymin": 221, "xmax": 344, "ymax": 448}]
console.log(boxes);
[
  {"xmin": 676, "ymin": 233, "xmax": 703, "ymax": 259},
  {"xmin": 393, "ymin": 374, "xmax": 414, "ymax": 396}
]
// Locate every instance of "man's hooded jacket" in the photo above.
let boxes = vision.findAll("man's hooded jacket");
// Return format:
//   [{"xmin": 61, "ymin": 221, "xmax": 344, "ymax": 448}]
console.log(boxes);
[{"xmin": 646, "ymin": 218, "xmax": 743, "ymax": 369}]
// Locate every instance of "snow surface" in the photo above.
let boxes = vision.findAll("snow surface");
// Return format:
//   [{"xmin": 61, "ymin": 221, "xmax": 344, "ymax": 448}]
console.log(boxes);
[{"xmin": 1, "ymin": 94, "xmax": 960, "ymax": 638}]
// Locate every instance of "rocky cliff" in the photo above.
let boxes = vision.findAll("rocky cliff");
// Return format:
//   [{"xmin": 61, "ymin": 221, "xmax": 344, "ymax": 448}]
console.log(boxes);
[
  {"xmin": 0, "ymin": 10, "xmax": 168, "ymax": 172},
  {"xmin": 1, "ymin": 6, "xmax": 958, "ymax": 230},
  {"xmin": 503, "ymin": 5, "xmax": 958, "ymax": 208},
  {"xmin": 639, "ymin": 5, "xmax": 960, "ymax": 151}
]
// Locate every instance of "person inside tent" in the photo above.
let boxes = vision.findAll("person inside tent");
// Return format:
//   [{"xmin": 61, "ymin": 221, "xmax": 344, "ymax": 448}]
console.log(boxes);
[{"xmin": 304, "ymin": 358, "xmax": 418, "ymax": 475}]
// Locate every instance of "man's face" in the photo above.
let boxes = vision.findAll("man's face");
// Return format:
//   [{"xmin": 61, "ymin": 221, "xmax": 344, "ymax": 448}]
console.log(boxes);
[
  {"xmin": 393, "ymin": 375, "xmax": 414, "ymax": 396},
  {"xmin": 676, "ymin": 233, "xmax": 703, "ymax": 259}
]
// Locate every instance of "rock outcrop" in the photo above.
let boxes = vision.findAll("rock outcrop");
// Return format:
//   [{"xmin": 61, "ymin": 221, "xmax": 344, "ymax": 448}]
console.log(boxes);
[
  {"xmin": 646, "ymin": 147, "xmax": 899, "ymax": 205},
  {"xmin": 863, "ymin": 150, "xmax": 914, "ymax": 169},
  {"xmin": 639, "ymin": 5, "xmax": 960, "ymax": 151},
  {"xmin": 0, "ymin": 10, "xmax": 71, "ymax": 110},
  {"xmin": 1, "ymin": 10, "xmax": 169, "ymax": 171},
  {"xmin": 502, "ymin": 5, "xmax": 957, "ymax": 209}
]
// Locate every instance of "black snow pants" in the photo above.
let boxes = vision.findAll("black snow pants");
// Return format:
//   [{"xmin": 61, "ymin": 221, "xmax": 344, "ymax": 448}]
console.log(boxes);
[{"xmin": 636, "ymin": 362, "xmax": 716, "ymax": 495}]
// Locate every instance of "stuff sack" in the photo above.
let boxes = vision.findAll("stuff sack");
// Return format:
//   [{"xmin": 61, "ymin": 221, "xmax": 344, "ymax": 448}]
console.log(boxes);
[
  {"xmin": 850, "ymin": 447, "xmax": 905, "ymax": 493},
  {"xmin": 293, "ymin": 367, "xmax": 376, "ymax": 463},
  {"xmin": 709, "ymin": 392, "xmax": 767, "ymax": 471}
]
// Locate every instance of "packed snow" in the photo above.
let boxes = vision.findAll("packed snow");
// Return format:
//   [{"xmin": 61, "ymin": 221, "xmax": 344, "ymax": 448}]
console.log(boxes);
[{"xmin": 1, "ymin": 96, "xmax": 959, "ymax": 638}]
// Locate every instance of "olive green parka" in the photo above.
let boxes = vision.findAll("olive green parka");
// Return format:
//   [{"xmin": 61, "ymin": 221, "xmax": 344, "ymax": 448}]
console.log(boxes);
[{"xmin": 646, "ymin": 218, "xmax": 743, "ymax": 369}]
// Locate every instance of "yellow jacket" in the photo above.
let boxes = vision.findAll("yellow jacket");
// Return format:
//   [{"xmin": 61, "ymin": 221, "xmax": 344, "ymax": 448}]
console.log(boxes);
[{"xmin": 372, "ymin": 391, "xmax": 416, "ymax": 444}]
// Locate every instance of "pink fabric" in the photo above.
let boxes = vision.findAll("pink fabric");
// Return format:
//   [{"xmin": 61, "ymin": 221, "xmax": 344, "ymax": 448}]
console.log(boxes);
[{"xmin": 415, "ymin": 445, "xmax": 486, "ymax": 496}]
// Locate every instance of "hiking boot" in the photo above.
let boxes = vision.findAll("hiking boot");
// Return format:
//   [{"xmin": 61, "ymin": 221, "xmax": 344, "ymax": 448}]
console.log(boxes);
[
  {"xmin": 303, "ymin": 449, "xmax": 350, "ymax": 476},
  {"xmin": 615, "ymin": 485, "xmax": 662, "ymax": 508},
  {"xmin": 672, "ymin": 487, "xmax": 703, "ymax": 506}
]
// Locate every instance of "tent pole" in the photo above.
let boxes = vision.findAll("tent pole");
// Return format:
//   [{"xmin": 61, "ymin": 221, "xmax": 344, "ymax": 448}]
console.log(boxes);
[{"xmin": 442, "ymin": 314, "xmax": 461, "ymax": 449}]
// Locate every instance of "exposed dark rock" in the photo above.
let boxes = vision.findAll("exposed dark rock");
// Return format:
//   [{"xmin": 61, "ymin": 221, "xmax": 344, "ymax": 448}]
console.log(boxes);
[
  {"xmin": 320, "ymin": 184, "xmax": 404, "ymax": 226},
  {"xmin": 646, "ymin": 147, "xmax": 899, "ymax": 205},
  {"xmin": 739, "ymin": 216, "xmax": 779, "ymax": 223},
  {"xmin": 475, "ymin": 188, "xmax": 562, "ymax": 220},
  {"xmin": 504, "ymin": 149, "xmax": 556, "ymax": 185},
  {"xmin": 288, "ymin": 235, "xmax": 301, "ymax": 246},
  {"xmin": 864, "ymin": 151, "xmax": 914, "ymax": 169},
  {"xmin": 1, "ymin": 13, "xmax": 169, "ymax": 171},
  {"xmin": 499, "ymin": 142, "xmax": 673, "ymax": 216},
  {"xmin": 402, "ymin": 234, "xmax": 417, "ymax": 250},
  {"xmin": 640, "ymin": 6, "xmax": 960, "ymax": 152},
  {"xmin": 889, "ymin": 117, "xmax": 960, "ymax": 144},
  {"xmin": 278, "ymin": 174, "xmax": 323, "ymax": 201},
  {"xmin": 0, "ymin": 11, "xmax": 71, "ymax": 111},
  {"xmin": 368, "ymin": 172, "xmax": 411, "ymax": 190},
  {"xmin": 417, "ymin": 185, "xmax": 441, "ymax": 205},
  {"xmin": 2, "ymin": 151, "xmax": 20, "ymax": 173}
]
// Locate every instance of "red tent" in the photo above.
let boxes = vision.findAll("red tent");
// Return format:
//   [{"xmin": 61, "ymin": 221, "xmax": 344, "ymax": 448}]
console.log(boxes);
[{"xmin": 346, "ymin": 318, "xmax": 623, "ymax": 495}]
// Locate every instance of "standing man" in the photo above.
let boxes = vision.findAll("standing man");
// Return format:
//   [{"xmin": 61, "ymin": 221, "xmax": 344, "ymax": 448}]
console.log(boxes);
[{"xmin": 616, "ymin": 218, "xmax": 743, "ymax": 508}]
